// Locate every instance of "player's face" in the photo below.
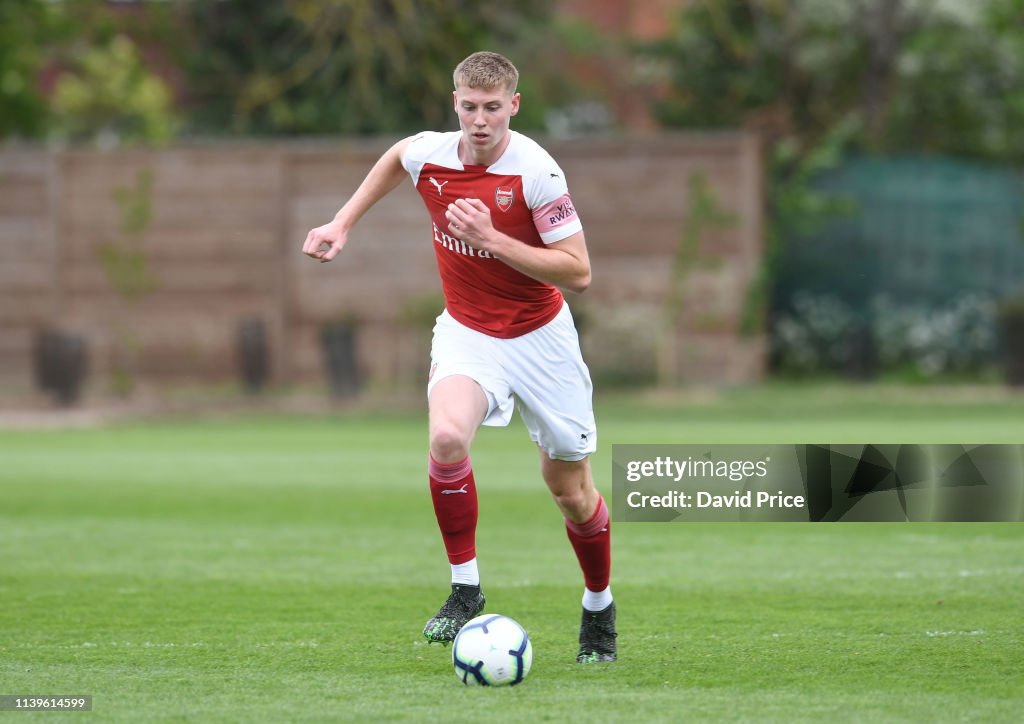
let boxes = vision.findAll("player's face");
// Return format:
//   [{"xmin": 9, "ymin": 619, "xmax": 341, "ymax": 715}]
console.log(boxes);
[{"xmin": 453, "ymin": 84, "xmax": 520, "ymax": 164}]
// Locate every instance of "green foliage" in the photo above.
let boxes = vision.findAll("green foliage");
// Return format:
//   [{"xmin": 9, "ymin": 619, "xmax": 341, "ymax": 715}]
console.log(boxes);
[
  {"xmin": 99, "ymin": 168, "xmax": 158, "ymax": 301},
  {"xmin": 98, "ymin": 167, "xmax": 158, "ymax": 397},
  {"xmin": 643, "ymin": 0, "xmax": 1024, "ymax": 222},
  {"xmin": 97, "ymin": 243, "xmax": 157, "ymax": 302},
  {"xmin": 656, "ymin": 173, "xmax": 736, "ymax": 386},
  {"xmin": 645, "ymin": 0, "xmax": 1024, "ymax": 160},
  {"xmin": 0, "ymin": 0, "xmax": 55, "ymax": 137},
  {"xmin": 114, "ymin": 168, "xmax": 155, "ymax": 237},
  {"xmin": 398, "ymin": 291, "xmax": 446, "ymax": 332},
  {"xmin": 179, "ymin": 0, "xmax": 553, "ymax": 136},
  {"xmin": 884, "ymin": 1, "xmax": 1024, "ymax": 160},
  {"xmin": 50, "ymin": 34, "xmax": 178, "ymax": 146},
  {"xmin": 669, "ymin": 172, "xmax": 737, "ymax": 326},
  {"xmin": 755, "ymin": 118, "xmax": 860, "ymax": 327},
  {"xmin": 1000, "ymin": 293, "xmax": 1024, "ymax": 318},
  {"xmin": 773, "ymin": 292, "xmax": 1000, "ymax": 379},
  {"xmin": 0, "ymin": 0, "xmax": 181, "ymax": 143},
  {"xmin": 7, "ymin": 1, "xmax": 583, "ymax": 139},
  {"xmin": 642, "ymin": 0, "xmax": 1024, "ymax": 348}
]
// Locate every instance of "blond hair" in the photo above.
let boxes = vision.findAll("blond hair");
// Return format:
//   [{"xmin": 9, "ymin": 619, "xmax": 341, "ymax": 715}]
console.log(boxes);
[{"xmin": 453, "ymin": 51, "xmax": 519, "ymax": 94}]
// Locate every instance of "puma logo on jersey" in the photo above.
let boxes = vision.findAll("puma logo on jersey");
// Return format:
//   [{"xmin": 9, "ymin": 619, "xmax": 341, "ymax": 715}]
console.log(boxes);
[
  {"xmin": 428, "ymin": 177, "xmax": 449, "ymax": 196},
  {"xmin": 441, "ymin": 483, "xmax": 469, "ymax": 495}
]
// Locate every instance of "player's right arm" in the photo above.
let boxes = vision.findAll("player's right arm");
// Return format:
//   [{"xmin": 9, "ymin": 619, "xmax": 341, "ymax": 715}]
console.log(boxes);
[{"xmin": 302, "ymin": 137, "xmax": 412, "ymax": 263}]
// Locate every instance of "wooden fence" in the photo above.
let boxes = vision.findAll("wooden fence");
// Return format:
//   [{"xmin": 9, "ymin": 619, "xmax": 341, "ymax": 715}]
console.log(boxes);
[{"xmin": 0, "ymin": 133, "xmax": 763, "ymax": 397}]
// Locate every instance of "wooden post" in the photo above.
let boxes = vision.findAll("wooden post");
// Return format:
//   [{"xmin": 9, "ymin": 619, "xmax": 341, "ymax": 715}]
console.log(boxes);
[
  {"xmin": 48, "ymin": 151, "xmax": 65, "ymax": 322},
  {"xmin": 275, "ymin": 150, "xmax": 293, "ymax": 385}
]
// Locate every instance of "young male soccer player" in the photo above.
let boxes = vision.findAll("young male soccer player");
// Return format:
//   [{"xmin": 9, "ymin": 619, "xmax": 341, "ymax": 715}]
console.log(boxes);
[{"xmin": 302, "ymin": 51, "xmax": 616, "ymax": 663}]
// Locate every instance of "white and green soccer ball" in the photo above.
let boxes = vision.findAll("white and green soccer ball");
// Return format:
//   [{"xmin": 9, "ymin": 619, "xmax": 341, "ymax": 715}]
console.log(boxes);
[{"xmin": 452, "ymin": 614, "xmax": 532, "ymax": 686}]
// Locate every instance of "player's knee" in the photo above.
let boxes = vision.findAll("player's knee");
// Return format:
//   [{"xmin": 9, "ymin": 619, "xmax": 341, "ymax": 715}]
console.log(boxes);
[
  {"xmin": 550, "ymin": 486, "xmax": 592, "ymax": 521},
  {"xmin": 430, "ymin": 423, "xmax": 471, "ymax": 463},
  {"xmin": 553, "ymin": 492, "xmax": 590, "ymax": 522}
]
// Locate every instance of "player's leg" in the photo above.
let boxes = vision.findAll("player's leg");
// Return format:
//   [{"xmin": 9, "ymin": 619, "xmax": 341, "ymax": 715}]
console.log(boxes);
[
  {"xmin": 503, "ymin": 302, "xmax": 615, "ymax": 661},
  {"xmin": 541, "ymin": 452, "xmax": 600, "ymax": 524},
  {"xmin": 423, "ymin": 309, "xmax": 515, "ymax": 642},
  {"xmin": 422, "ymin": 374, "xmax": 489, "ymax": 643},
  {"xmin": 540, "ymin": 452, "xmax": 617, "ymax": 663},
  {"xmin": 428, "ymin": 374, "xmax": 488, "ymax": 572}
]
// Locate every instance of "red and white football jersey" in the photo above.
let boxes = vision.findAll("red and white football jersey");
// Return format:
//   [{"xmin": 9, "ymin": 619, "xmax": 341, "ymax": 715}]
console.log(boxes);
[{"xmin": 402, "ymin": 131, "xmax": 583, "ymax": 338}]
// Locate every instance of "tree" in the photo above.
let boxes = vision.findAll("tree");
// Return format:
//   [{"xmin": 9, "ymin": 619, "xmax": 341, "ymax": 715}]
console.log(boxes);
[
  {"xmin": 641, "ymin": 0, "xmax": 1024, "ymax": 352},
  {"xmin": 644, "ymin": 0, "xmax": 1024, "ymax": 159},
  {"xmin": 50, "ymin": 34, "xmax": 178, "ymax": 146},
  {"xmin": 177, "ymin": 0, "xmax": 554, "ymax": 135},
  {"xmin": 0, "ymin": 0, "xmax": 55, "ymax": 138},
  {"xmin": 1, "ymin": 0, "xmax": 181, "ymax": 146}
]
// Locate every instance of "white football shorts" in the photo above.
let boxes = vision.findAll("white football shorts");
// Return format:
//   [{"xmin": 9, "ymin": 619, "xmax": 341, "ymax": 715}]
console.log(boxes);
[{"xmin": 427, "ymin": 302, "xmax": 597, "ymax": 461}]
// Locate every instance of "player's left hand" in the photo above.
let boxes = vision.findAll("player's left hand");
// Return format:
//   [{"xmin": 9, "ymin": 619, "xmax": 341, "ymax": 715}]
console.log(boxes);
[{"xmin": 446, "ymin": 199, "xmax": 495, "ymax": 253}]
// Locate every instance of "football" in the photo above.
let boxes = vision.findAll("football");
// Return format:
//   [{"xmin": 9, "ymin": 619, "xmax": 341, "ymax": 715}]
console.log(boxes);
[{"xmin": 451, "ymin": 614, "xmax": 533, "ymax": 686}]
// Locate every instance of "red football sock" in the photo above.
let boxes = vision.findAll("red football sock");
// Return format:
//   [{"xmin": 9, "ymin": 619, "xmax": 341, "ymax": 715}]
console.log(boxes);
[
  {"xmin": 565, "ymin": 495, "xmax": 611, "ymax": 591},
  {"xmin": 428, "ymin": 454, "xmax": 478, "ymax": 565}
]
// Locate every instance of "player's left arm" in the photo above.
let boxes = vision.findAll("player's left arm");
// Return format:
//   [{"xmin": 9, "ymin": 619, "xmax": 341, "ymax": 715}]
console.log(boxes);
[{"xmin": 445, "ymin": 198, "xmax": 591, "ymax": 293}]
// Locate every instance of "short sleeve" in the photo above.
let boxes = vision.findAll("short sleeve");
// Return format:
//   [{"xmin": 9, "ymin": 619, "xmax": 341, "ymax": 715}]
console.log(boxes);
[
  {"xmin": 402, "ymin": 131, "xmax": 449, "ymax": 184},
  {"xmin": 521, "ymin": 152, "xmax": 582, "ymax": 244}
]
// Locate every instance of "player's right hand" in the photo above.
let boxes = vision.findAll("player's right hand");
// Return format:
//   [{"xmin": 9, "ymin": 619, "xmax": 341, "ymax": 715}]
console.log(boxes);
[{"xmin": 302, "ymin": 221, "xmax": 348, "ymax": 263}]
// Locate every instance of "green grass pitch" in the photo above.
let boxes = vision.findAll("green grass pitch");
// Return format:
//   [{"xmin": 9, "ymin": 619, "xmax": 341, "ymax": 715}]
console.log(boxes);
[{"xmin": 2, "ymin": 385, "xmax": 1022, "ymax": 721}]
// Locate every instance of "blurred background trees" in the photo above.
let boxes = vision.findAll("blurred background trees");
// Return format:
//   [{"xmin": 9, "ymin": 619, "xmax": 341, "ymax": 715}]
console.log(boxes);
[
  {"xmin": 644, "ymin": 0, "xmax": 1024, "ymax": 161},
  {"xmin": 3, "ymin": 0, "xmax": 1023, "ymax": 383},
  {"xmin": 0, "ymin": 0, "xmax": 56, "ymax": 138},
  {"xmin": 177, "ymin": 0, "xmax": 553, "ymax": 135},
  {"xmin": 12, "ymin": 0, "xmax": 1018, "ymax": 155},
  {"xmin": 640, "ymin": 0, "xmax": 1024, "ymax": 380},
  {"xmin": 1, "ymin": 0, "xmax": 179, "ymax": 145},
  {"xmin": 0, "ymin": 0, "xmax": 565, "ymax": 142}
]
